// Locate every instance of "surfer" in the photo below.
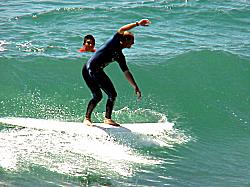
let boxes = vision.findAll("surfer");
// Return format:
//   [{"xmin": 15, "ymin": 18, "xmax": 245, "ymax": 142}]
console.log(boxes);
[
  {"xmin": 82, "ymin": 19, "xmax": 151, "ymax": 126},
  {"xmin": 78, "ymin": 34, "xmax": 96, "ymax": 52}
]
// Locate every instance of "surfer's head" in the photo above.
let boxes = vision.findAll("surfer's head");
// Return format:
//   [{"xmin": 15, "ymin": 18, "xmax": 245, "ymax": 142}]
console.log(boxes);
[{"xmin": 121, "ymin": 31, "xmax": 134, "ymax": 48}]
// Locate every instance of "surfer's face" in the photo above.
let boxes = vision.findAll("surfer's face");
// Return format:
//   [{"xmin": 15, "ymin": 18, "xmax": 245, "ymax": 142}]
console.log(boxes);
[
  {"xmin": 125, "ymin": 38, "xmax": 134, "ymax": 48},
  {"xmin": 122, "ymin": 31, "xmax": 134, "ymax": 49}
]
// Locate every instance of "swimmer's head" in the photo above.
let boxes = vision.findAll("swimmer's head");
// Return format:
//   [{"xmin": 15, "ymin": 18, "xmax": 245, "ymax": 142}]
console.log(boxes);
[
  {"xmin": 83, "ymin": 34, "xmax": 95, "ymax": 46},
  {"xmin": 121, "ymin": 31, "xmax": 134, "ymax": 48},
  {"xmin": 81, "ymin": 34, "xmax": 96, "ymax": 52}
]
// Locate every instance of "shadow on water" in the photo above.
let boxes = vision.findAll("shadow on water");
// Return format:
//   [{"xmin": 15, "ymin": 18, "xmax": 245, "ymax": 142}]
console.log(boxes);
[{"xmin": 92, "ymin": 124, "xmax": 176, "ymax": 150}]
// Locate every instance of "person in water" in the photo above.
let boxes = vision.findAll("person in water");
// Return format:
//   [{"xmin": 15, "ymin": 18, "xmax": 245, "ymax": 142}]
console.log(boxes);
[
  {"xmin": 82, "ymin": 19, "xmax": 151, "ymax": 126},
  {"xmin": 78, "ymin": 34, "xmax": 96, "ymax": 52}
]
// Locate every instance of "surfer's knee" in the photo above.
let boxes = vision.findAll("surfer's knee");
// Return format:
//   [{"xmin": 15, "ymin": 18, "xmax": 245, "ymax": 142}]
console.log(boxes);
[
  {"xmin": 108, "ymin": 91, "xmax": 117, "ymax": 102},
  {"xmin": 93, "ymin": 92, "xmax": 102, "ymax": 103}
]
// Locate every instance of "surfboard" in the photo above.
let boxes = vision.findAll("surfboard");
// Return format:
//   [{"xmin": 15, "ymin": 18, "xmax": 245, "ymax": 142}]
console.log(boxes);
[{"xmin": 0, "ymin": 117, "xmax": 174, "ymax": 137}]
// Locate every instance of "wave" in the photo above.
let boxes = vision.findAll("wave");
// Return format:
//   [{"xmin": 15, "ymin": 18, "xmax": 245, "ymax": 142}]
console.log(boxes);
[
  {"xmin": 134, "ymin": 49, "xmax": 250, "ymax": 129},
  {"xmin": 168, "ymin": 50, "xmax": 250, "ymax": 127},
  {"xmin": 1, "ymin": 48, "xmax": 249, "ymax": 136}
]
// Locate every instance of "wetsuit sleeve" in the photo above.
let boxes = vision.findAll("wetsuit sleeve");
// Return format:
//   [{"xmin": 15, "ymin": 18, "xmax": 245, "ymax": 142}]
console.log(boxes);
[{"xmin": 117, "ymin": 53, "xmax": 129, "ymax": 72}]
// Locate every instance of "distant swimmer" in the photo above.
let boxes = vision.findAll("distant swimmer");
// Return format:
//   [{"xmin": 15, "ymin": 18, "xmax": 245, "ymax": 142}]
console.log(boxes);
[
  {"xmin": 78, "ymin": 34, "xmax": 96, "ymax": 52},
  {"xmin": 82, "ymin": 19, "xmax": 151, "ymax": 126}
]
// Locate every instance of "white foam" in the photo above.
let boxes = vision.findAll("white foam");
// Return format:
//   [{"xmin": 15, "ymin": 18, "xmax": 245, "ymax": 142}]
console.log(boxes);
[
  {"xmin": 0, "ymin": 127, "xmax": 160, "ymax": 177},
  {"xmin": 0, "ymin": 117, "xmax": 191, "ymax": 177},
  {"xmin": 0, "ymin": 117, "xmax": 174, "ymax": 137},
  {"xmin": 0, "ymin": 40, "xmax": 10, "ymax": 52}
]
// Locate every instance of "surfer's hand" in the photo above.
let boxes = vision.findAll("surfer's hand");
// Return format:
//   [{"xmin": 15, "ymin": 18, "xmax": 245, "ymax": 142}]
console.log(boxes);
[
  {"xmin": 135, "ymin": 87, "xmax": 141, "ymax": 100},
  {"xmin": 138, "ymin": 19, "xmax": 151, "ymax": 26}
]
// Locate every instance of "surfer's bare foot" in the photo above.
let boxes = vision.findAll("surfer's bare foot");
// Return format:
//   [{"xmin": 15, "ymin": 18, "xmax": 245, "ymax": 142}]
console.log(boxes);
[
  {"xmin": 104, "ymin": 118, "xmax": 120, "ymax": 126},
  {"xmin": 83, "ymin": 117, "xmax": 93, "ymax": 126}
]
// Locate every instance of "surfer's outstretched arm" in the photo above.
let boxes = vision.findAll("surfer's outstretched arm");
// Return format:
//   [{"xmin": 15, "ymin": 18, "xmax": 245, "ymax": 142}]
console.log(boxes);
[{"xmin": 118, "ymin": 19, "xmax": 151, "ymax": 34}]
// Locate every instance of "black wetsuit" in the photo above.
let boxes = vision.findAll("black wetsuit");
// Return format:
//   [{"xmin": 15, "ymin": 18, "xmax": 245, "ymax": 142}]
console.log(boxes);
[{"xmin": 82, "ymin": 32, "xmax": 128, "ymax": 119}]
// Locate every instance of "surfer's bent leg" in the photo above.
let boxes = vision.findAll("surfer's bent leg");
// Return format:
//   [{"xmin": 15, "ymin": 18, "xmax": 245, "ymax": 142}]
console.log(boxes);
[
  {"xmin": 82, "ymin": 65, "xmax": 103, "ymax": 119},
  {"xmin": 85, "ymin": 92, "xmax": 102, "ymax": 119},
  {"xmin": 82, "ymin": 65, "xmax": 117, "ymax": 120},
  {"xmin": 97, "ymin": 71, "xmax": 117, "ymax": 119}
]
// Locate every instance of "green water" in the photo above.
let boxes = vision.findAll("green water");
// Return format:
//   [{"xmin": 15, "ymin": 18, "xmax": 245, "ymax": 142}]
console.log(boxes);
[{"xmin": 0, "ymin": 0, "xmax": 250, "ymax": 186}]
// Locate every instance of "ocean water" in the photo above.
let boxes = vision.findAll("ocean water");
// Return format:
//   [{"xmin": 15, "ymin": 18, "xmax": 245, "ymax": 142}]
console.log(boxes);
[{"xmin": 0, "ymin": 0, "xmax": 250, "ymax": 186}]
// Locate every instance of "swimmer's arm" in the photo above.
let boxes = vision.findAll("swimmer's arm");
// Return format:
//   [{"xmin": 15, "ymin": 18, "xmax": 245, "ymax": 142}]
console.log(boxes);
[
  {"xmin": 117, "ymin": 19, "xmax": 151, "ymax": 34},
  {"xmin": 124, "ymin": 70, "xmax": 141, "ymax": 99}
]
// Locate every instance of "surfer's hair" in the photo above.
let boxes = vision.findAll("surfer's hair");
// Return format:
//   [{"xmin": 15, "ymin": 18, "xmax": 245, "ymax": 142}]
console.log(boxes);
[{"xmin": 122, "ymin": 31, "xmax": 134, "ymax": 42}]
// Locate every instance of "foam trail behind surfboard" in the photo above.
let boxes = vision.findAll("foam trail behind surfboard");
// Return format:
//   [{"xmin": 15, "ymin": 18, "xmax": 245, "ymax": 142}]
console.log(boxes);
[
  {"xmin": 0, "ymin": 120, "xmax": 163, "ymax": 177},
  {"xmin": 0, "ymin": 117, "xmax": 190, "ymax": 177}
]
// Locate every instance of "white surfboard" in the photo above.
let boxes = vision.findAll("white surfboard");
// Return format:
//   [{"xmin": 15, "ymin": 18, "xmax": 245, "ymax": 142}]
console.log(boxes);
[{"xmin": 0, "ymin": 117, "xmax": 174, "ymax": 137}]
